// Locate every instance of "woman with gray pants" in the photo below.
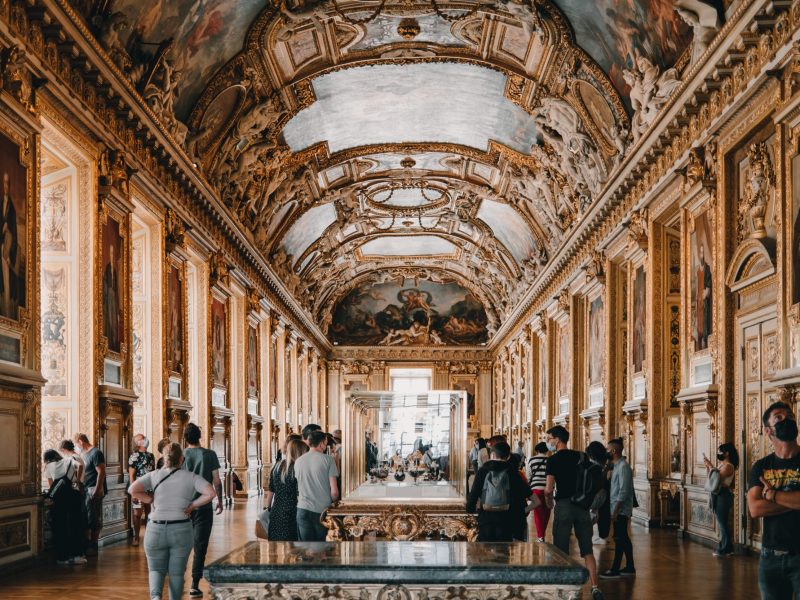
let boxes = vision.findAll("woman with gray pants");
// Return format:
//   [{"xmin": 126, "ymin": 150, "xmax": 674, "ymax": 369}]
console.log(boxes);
[{"xmin": 129, "ymin": 443, "xmax": 215, "ymax": 600}]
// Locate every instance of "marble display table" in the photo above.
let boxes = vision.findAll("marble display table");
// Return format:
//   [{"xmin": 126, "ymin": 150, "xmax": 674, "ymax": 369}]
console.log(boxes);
[{"xmin": 205, "ymin": 541, "xmax": 587, "ymax": 600}]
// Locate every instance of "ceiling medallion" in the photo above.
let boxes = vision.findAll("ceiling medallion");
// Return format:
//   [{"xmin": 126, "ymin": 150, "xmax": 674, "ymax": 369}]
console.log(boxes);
[
  {"xmin": 397, "ymin": 18, "xmax": 421, "ymax": 40},
  {"xmin": 400, "ymin": 156, "xmax": 417, "ymax": 169}
]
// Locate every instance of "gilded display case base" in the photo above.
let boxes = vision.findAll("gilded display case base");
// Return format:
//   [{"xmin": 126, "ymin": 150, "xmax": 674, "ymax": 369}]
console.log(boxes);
[{"xmin": 322, "ymin": 504, "xmax": 477, "ymax": 541}]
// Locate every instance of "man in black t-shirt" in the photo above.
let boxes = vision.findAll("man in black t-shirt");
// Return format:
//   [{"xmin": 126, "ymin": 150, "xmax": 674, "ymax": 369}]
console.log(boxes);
[
  {"xmin": 74, "ymin": 433, "xmax": 105, "ymax": 556},
  {"xmin": 544, "ymin": 425, "xmax": 604, "ymax": 600},
  {"xmin": 747, "ymin": 401, "xmax": 800, "ymax": 598}
]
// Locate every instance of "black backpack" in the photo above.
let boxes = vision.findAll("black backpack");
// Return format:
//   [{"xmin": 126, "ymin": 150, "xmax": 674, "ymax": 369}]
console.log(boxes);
[
  {"xmin": 48, "ymin": 461, "xmax": 77, "ymax": 503},
  {"xmin": 570, "ymin": 453, "xmax": 604, "ymax": 510}
]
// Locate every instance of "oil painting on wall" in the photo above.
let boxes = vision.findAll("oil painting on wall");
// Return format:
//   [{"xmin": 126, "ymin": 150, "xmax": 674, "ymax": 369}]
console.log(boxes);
[
  {"xmin": 329, "ymin": 279, "xmax": 489, "ymax": 346},
  {"xmin": 588, "ymin": 296, "xmax": 604, "ymax": 386},
  {"xmin": 102, "ymin": 214, "xmax": 124, "ymax": 354},
  {"xmin": 558, "ymin": 321, "xmax": 570, "ymax": 397},
  {"xmin": 691, "ymin": 210, "xmax": 713, "ymax": 352},
  {"xmin": 552, "ymin": 0, "xmax": 692, "ymax": 105},
  {"xmin": 632, "ymin": 265, "xmax": 646, "ymax": 373},
  {"xmin": 247, "ymin": 324, "xmax": 258, "ymax": 398},
  {"xmin": 539, "ymin": 337, "xmax": 548, "ymax": 420},
  {"xmin": 0, "ymin": 131, "xmax": 27, "ymax": 323},
  {"xmin": 270, "ymin": 334, "xmax": 277, "ymax": 404},
  {"xmin": 211, "ymin": 297, "xmax": 227, "ymax": 387},
  {"xmin": 167, "ymin": 264, "xmax": 184, "ymax": 374},
  {"xmin": 451, "ymin": 378, "xmax": 476, "ymax": 423}
]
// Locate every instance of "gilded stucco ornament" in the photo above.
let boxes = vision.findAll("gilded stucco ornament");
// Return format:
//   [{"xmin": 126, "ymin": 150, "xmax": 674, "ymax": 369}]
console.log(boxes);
[
  {"xmin": 738, "ymin": 141, "xmax": 775, "ymax": 241},
  {"xmin": 624, "ymin": 55, "xmax": 682, "ymax": 142}
]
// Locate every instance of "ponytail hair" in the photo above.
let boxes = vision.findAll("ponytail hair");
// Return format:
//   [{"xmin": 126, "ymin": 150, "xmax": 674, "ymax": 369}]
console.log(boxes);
[{"xmin": 164, "ymin": 442, "xmax": 183, "ymax": 468}]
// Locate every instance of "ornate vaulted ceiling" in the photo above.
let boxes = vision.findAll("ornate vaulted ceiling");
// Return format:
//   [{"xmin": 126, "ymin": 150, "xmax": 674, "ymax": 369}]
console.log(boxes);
[{"xmin": 86, "ymin": 0, "xmax": 695, "ymax": 346}]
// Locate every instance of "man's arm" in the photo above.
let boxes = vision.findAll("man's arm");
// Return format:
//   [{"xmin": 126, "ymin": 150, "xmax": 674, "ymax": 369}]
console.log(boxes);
[
  {"xmin": 212, "ymin": 469, "xmax": 224, "ymax": 514},
  {"xmin": 748, "ymin": 485, "xmax": 791, "ymax": 518},
  {"xmin": 330, "ymin": 476, "xmax": 340, "ymax": 503},
  {"xmin": 544, "ymin": 474, "xmax": 555, "ymax": 509},
  {"xmin": 93, "ymin": 463, "xmax": 106, "ymax": 498},
  {"xmin": 760, "ymin": 474, "xmax": 800, "ymax": 510},
  {"xmin": 466, "ymin": 469, "xmax": 484, "ymax": 512}
]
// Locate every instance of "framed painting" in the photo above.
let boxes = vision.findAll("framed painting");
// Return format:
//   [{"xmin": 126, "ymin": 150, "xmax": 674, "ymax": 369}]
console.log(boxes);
[
  {"xmin": 539, "ymin": 336, "xmax": 547, "ymax": 421},
  {"xmin": 247, "ymin": 323, "xmax": 259, "ymax": 398},
  {"xmin": 166, "ymin": 262, "xmax": 185, "ymax": 375},
  {"xmin": 587, "ymin": 295, "xmax": 605, "ymax": 387},
  {"xmin": 691, "ymin": 210, "xmax": 713, "ymax": 352},
  {"xmin": 632, "ymin": 265, "xmax": 646, "ymax": 373},
  {"xmin": 101, "ymin": 213, "xmax": 124, "ymax": 355},
  {"xmin": 270, "ymin": 333, "xmax": 277, "ymax": 404},
  {"xmin": 210, "ymin": 297, "xmax": 227, "ymax": 388},
  {"xmin": 0, "ymin": 131, "xmax": 28, "ymax": 324},
  {"xmin": 558, "ymin": 320, "xmax": 570, "ymax": 398}
]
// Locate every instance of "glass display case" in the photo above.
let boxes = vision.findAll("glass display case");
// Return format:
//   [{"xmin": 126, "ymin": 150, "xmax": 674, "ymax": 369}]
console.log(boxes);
[{"xmin": 341, "ymin": 390, "xmax": 467, "ymax": 503}]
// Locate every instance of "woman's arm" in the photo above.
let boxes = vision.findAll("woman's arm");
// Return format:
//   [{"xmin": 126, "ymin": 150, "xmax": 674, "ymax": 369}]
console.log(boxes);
[
  {"xmin": 719, "ymin": 463, "xmax": 734, "ymax": 480},
  {"xmin": 186, "ymin": 480, "xmax": 216, "ymax": 516},
  {"xmin": 127, "ymin": 477, "xmax": 153, "ymax": 505}
]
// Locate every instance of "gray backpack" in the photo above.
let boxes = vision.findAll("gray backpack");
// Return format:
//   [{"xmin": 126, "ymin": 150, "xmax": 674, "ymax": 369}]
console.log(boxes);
[{"xmin": 480, "ymin": 470, "xmax": 510, "ymax": 511}]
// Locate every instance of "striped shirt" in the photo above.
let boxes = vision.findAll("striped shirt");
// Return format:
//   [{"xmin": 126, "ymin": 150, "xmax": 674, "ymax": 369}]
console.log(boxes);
[{"xmin": 527, "ymin": 455, "xmax": 548, "ymax": 491}]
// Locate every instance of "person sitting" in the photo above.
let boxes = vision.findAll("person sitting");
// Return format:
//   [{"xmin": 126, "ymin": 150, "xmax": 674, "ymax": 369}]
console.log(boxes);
[{"xmin": 466, "ymin": 441, "xmax": 531, "ymax": 541}]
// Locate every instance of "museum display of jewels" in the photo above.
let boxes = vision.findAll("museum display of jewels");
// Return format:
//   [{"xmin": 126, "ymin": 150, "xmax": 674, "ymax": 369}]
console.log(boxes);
[{"xmin": 2, "ymin": 0, "xmax": 800, "ymax": 597}]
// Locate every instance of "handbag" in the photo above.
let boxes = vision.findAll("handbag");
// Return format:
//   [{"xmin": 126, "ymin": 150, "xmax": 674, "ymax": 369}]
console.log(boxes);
[{"xmin": 704, "ymin": 468, "xmax": 721, "ymax": 495}]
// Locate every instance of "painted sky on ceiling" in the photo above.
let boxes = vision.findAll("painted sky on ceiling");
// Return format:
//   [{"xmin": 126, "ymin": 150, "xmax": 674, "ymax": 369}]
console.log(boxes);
[{"xmin": 282, "ymin": 63, "xmax": 539, "ymax": 154}]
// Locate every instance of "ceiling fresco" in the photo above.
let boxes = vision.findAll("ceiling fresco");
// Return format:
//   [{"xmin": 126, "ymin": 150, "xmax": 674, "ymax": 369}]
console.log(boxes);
[
  {"xmin": 551, "ymin": 0, "xmax": 692, "ymax": 103},
  {"xmin": 330, "ymin": 280, "xmax": 489, "ymax": 346},
  {"xmin": 84, "ymin": 0, "xmax": 711, "ymax": 346},
  {"xmin": 281, "ymin": 63, "xmax": 540, "ymax": 154}
]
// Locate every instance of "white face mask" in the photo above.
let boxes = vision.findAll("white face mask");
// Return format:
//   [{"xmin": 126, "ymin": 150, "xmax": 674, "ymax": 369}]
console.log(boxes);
[{"xmin": 546, "ymin": 441, "xmax": 557, "ymax": 453}]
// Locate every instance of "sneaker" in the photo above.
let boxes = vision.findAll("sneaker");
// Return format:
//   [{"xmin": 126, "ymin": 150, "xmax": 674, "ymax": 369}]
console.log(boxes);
[
  {"xmin": 56, "ymin": 559, "xmax": 71, "ymax": 565},
  {"xmin": 131, "ymin": 537, "xmax": 139, "ymax": 547},
  {"xmin": 70, "ymin": 556, "xmax": 88, "ymax": 565},
  {"xmin": 536, "ymin": 537, "xmax": 544, "ymax": 543},
  {"xmin": 599, "ymin": 570, "xmax": 620, "ymax": 579},
  {"xmin": 619, "ymin": 567, "xmax": 636, "ymax": 576},
  {"xmin": 591, "ymin": 587, "xmax": 604, "ymax": 600},
  {"xmin": 592, "ymin": 535, "xmax": 607, "ymax": 545},
  {"xmin": 189, "ymin": 588, "xmax": 203, "ymax": 598}
]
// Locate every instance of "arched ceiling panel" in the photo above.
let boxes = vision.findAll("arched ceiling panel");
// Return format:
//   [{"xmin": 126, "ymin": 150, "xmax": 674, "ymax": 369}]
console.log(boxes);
[
  {"xmin": 281, "ymin": 201, "xmax": 337, "ymax": 262},
  {"xmin": 358, "ymin": 235, "xmax": 458, "ymax": 258},
  {"xmin": 330, "ymin": 278, "xmax": 489, "ymax": 346},
  {"xmin": 350, "ymin": 13, "xmax": 469, "ymax": 50},
  {"xmin": 281, "ymin": 63, "xmax": 539, "ymax": 154},
  {"xmin": 476, "ymin": 199, "xmax": 537, "ymax": 265}
]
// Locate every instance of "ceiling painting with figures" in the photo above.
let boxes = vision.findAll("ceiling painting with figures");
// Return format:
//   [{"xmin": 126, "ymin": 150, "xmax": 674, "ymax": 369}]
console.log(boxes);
[{"xmin": 74, "ymin": 0, "xmax": 710, "ymax": 347}]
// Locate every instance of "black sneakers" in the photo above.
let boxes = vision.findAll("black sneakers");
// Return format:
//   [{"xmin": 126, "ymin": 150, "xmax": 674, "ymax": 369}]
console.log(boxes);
[
  {"xmin": 188, "ymin": 588, "xmax": 203, "ymax": 598},
  {"xmin": 591, "ymin": 586, "xmax": 605, "ymax": 600},
  {"xmin": 599, "ymin": 570, "xmax": 620, "ymax": 579}
]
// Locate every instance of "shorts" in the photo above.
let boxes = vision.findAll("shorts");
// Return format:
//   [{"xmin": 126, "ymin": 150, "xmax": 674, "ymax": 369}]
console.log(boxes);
[
  {"xmin": 552, "ymin": 500, "xmax": 593, "ymax": 557},
  {"xmin": 85, "ymin": 488, "xmax": 104, "ymax": 530}
]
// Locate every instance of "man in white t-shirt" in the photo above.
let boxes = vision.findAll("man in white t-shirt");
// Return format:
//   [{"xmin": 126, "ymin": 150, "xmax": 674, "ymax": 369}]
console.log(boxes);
[{"xmin": 294, "ymin": 430, "xmax": 339, "ymax": 541}]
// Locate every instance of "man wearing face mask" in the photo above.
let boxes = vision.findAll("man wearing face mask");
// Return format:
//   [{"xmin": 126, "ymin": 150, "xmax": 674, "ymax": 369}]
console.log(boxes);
[
  {"xmin": 600, "ymin": 438, "xmax": 635, "ymax": 579},
  {"xmin": 748, "ymin": 401, "xmax": 800, "ymax": 598}
]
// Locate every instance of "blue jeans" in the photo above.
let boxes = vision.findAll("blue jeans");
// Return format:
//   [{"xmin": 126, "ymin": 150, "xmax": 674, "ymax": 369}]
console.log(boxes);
[
  {"xmin": 296, "ymin": 508, "xmax": 327, "ymax": 541},
  {"xmin": 713, "ymin": 488, "xmax": 733, "ymax": 554},
  {"xmin": 144, "ymin": 521, "xmax": 193, "ymax": 600},
  {"xmin": 759, "ymin": 551, "xmax": 800, "ymax": 600}
]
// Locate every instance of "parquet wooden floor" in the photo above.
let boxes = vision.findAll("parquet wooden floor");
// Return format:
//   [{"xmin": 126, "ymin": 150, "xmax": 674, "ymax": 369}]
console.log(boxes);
[{"xmin": 3, "ymin": 498, "xmax": 761, "ymax": 600}]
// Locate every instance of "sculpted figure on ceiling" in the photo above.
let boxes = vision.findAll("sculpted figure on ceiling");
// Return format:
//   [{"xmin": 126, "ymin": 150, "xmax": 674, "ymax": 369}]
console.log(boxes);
[
  {"xmin": 624, "ymin": 55, "xmax": 682, "ymax": 142},
  {"xmin": 142, "ymin": 54, "xmax": 188, "ymax": 144},
  {"xmin": 674, "ymin": 0, "xmax": 722, "ymax": 67}
]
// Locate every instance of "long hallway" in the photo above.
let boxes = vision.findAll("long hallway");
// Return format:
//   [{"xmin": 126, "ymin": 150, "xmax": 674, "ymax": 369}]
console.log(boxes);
[{"xmin": 3, "ymin": 497, "xmax": 760, "ymax": 600}]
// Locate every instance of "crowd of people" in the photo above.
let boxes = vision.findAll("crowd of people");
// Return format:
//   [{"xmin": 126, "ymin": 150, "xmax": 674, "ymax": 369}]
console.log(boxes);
[
  {"xmin": 41, "ymin": 399, "xmax": 800, "ymax": 600},
  {"xmin": 256, "ymin": 424, "xmax": 341, "ymax": 543},
  {"xmin": 43, "ymin": 424, "xmax": 224, "ymax": 600},
  {"xmin": 466, "ymin": 400, "xmax": 800, "ymax": 600}
]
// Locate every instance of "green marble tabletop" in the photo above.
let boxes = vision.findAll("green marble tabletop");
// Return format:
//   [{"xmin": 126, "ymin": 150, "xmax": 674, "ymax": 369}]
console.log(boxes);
[{"xmin": 205, "ymin": 541, "xmax": 588, "ymax": 585}]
